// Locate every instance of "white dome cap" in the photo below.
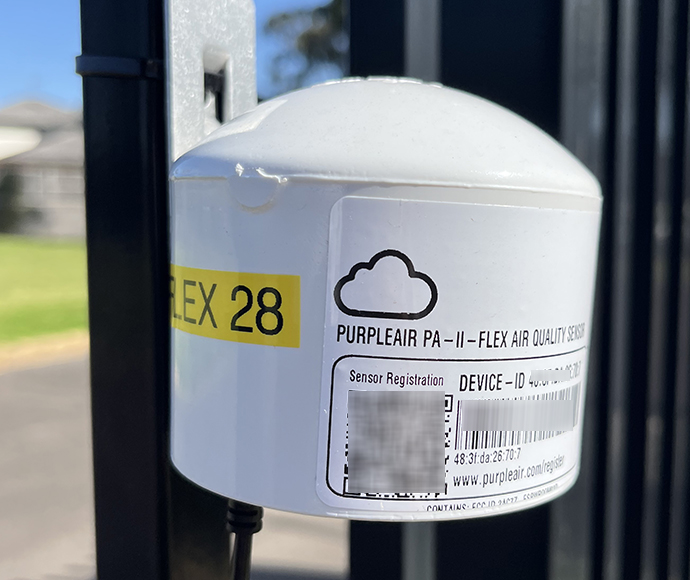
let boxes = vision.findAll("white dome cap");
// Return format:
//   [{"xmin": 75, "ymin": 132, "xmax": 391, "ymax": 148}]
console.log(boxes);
[{"xmin": 172, "ymin": 77, "xmax": 600, "ymax": 199}]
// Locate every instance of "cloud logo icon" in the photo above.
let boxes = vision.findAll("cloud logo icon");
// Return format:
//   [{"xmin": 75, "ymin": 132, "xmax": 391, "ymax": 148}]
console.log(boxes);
[{"xmin": 334, "ymin": 249, "xmax": 438, "ymax": 320}]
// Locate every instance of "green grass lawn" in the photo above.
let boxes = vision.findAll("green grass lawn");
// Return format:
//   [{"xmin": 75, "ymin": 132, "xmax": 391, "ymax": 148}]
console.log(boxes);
[{"xmin": 0, "ymin": 235, "xmax": 88, "ymax": 344}]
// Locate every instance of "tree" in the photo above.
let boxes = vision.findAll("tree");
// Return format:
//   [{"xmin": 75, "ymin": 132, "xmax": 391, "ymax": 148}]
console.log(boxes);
[{"xmin": 263, "ymin": 0, "xmax": 348, "ymax": 98}]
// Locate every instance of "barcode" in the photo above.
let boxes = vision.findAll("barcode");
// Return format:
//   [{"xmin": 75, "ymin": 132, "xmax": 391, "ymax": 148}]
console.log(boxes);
[{"xmin": 459, "ymin": 383, "xmax": 581, "ymax": 450}]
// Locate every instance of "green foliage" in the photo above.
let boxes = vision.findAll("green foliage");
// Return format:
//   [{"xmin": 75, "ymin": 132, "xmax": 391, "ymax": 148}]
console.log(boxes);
[{"xmin": 0, "ymin": 235, "xmax": 88, "ymax": 343}]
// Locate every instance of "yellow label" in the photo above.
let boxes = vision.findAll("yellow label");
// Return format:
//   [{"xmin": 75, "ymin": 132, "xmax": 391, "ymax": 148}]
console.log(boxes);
[{"xmin": 170, "ymin": 265, "xmax": 300, "ymax": 348}]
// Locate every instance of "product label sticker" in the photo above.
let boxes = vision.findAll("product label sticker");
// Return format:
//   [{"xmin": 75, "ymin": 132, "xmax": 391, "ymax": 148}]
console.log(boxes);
[
  {"xmin": 316, "ymin": 195, "xmax": 600, "ymax": 517},
  {"xmin": 170, "ymin": 265, "xmax": 300, "ymax": 348}
]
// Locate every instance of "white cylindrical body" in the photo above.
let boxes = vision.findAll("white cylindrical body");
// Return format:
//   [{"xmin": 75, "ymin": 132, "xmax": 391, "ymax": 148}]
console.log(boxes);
[{"xmin": 170, "ymin": 78, "xmax": 602, "ymax": 520}]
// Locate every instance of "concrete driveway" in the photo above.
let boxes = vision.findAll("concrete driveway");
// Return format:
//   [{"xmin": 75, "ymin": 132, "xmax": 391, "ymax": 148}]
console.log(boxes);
[{"xmin": 0, "ymin": 344, "xmax": 348, "ymax": 580}]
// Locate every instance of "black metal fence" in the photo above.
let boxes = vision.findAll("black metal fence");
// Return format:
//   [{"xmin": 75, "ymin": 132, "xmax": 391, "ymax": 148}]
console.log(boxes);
[
  {"xmin": 80, "ymin": 0, "xmax": 690, "ymax": 578},
  {"xmin": 351, "ymin": 0, "xmax": 690, "ymax": 579}
]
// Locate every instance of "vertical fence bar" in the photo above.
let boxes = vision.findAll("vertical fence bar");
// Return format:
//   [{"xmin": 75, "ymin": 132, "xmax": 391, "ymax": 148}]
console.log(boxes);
[
  {"xmin": 404, "ymin": 0, "xmax": 440, "ymax": 82},
  {"xmin": 350, "ymin": 522, "xmax": 402, "ymax": 580},
  {"xmin": 440, "ymin": 0, "xmax": 562, "ymax": 137},
  {"xmin": 169, "ymin": 474, "xmax": 230, "ymax": 580},
  {"xmin": 667, "ymin": 6, "xmax": 690, "ymax": 580},
  {"xmin": 560, "ymin": 0, "xmax": 611, "ymax": 179},
  {"xmin": 79, "ymin": 0, "xmax": 171, "ymax": 577},
  {"xmin": 603, "ymin": 1, "xmax": 659, "ymax": 579},
  {"xmin": 402, "ymin": 522, "xmax": 436, "ymax": 580},
  {"xmin": 552, "ymin": 1, "xmax": 612, "ymax": 579},
  {"xmin": 602, "ymin": 1, "xmax": 638, "ymax": 577},
  {"xmin": 639, "ymin": 0, "xmax": 687, "ymax": 578},
  {"xmin": 349, "ymin": 0, "xmax": 405, "ymax": 78}
]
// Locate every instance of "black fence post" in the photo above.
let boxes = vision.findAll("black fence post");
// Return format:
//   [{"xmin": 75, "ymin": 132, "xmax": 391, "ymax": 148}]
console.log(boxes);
[
  {"xmin": 78, "ymin": 0, "xmax": 229, "ymax": 578},
  {"xmin": 79, "ymin": 0, "xmax": 170, "ymax": 574}
]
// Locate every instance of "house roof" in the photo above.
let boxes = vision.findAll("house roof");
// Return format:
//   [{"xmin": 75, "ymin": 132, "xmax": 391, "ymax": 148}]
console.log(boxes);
[{"xmin": 0, "ymin": 101, "xmax": 81, "ymax": 132}]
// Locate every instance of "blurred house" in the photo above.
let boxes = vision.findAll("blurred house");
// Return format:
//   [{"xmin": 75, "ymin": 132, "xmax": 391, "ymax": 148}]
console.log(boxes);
[{"xmin": 0, "ymin": 102, "xmax": 85, "ymax": 237}]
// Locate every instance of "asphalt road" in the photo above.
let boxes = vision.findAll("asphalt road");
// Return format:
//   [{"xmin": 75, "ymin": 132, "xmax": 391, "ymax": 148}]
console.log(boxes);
[
  {"xmin": 0, "ymin": 357, "xmax": 95, "ymax": 580},
  {"xmin": 0, "ymin": 356, "xmax": 348, "ymax": 580}
]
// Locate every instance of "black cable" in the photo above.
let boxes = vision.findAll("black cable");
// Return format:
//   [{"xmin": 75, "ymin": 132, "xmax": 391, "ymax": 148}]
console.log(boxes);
[{"xmin": 227, "ymin": 500, "xmax": 263, "ymax": 580}]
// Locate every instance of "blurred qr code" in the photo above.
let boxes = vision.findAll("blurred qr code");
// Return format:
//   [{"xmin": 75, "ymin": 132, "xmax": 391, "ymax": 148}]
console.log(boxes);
[{"xmin": 347, "ymin": 390, "xmax": 445, "ymax": 493}]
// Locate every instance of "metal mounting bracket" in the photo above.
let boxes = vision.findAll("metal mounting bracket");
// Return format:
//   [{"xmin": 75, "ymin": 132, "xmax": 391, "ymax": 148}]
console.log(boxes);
[{"xmin": 165, "ymin": 0, "xmax": 257, "ymax": 162}]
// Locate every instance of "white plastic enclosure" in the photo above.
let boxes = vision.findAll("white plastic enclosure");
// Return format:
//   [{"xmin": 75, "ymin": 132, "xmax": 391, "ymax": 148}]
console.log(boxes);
[{"xmin": 169, "ymin": 78, "xmax": 602, "ymax": 521}]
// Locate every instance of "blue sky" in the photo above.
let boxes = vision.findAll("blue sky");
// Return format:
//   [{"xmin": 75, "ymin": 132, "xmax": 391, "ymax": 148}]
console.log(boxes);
[
  {"xmin": 0, "ymin": 0, "xmax": 336, "ymax": 110},
  {"xmin": 0, "ymin": 1, "xmax": 82, "ymax": 109}
]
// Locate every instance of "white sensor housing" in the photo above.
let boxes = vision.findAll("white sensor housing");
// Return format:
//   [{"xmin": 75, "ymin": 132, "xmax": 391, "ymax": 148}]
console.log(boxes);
[{"xmin": 170, "ymin": 78, "xmax": 601, "ymax": 520}]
